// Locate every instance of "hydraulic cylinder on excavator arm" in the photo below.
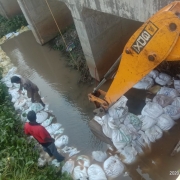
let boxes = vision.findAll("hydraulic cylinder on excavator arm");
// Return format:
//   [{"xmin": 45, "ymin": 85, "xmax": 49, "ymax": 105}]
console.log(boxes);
[{"xmin": 88, "ymin": 1, "xmax": 180, "ymax": 110}]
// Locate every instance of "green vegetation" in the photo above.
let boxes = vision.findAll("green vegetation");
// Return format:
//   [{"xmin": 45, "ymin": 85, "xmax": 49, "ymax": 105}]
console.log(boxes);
[
  {"xmin": 0, "ymin": 14, "xmax": 28, "ymax": 38},
  {"xmin": 49, "ymin": 25, "xmax": 94, "ymax": 84},
  {"xmin": 0, "ymin": 69, "xmax": 72, "ymax": 180}
]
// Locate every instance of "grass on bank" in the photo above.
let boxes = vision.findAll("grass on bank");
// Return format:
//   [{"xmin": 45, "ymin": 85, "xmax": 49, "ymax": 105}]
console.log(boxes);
[
  {"xmin": 0, "ymin": 14, "xmax": 28, "ymax": 38},
  {"xmin": 0, "ymin": 69, "xmax": 72, "ymax": 180}
]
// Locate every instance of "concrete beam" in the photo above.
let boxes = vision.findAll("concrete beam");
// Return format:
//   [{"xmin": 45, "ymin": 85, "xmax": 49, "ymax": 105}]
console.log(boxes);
[
  {"xmin": 0, "ymin": 0, "xmax": 22, "ymax": 19},
  {"xmin": 17, "ymin": 0, "xmax": 73, "ymax": 45},
  {"xmin": 64, "ymin": 0, "xmax": 175, "ymax": 22}
]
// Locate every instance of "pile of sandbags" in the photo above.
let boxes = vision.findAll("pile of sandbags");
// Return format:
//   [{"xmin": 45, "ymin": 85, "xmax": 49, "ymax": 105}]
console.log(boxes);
[
  {"xmin": 92, "ymin": 75, "xmax": 180, "ymax": 169},
  {"xmin": 133, "ymin": 70, "xmax": 173, "ymax": 90}
]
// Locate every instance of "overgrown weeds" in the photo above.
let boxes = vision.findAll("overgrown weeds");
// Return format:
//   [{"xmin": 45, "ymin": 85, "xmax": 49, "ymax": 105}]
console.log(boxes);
[
  {"xmin": 0, "ymin": 78, "xmax": 72, "ymax": 179},
  {"xmin": 49, "ymin": 25, "xmax": 94, "ymax": 84},
  {"xmin": 0, "ymin": 14, "xmax": 28, "ymax": 38}
]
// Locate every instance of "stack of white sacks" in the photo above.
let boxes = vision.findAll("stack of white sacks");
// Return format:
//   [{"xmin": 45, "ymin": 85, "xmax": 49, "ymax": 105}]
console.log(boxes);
[{"xmin": 94, "ymin": 70, "xmax": 180, "ymax": 171}]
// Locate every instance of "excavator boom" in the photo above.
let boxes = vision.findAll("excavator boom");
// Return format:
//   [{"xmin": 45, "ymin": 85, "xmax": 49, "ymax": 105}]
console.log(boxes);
[{"xmin": 89, "ymin": 1, "xmax": 180, "ymax": 110}]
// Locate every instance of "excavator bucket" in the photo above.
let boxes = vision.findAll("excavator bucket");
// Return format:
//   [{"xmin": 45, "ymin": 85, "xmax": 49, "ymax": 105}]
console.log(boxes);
[{"xmin": 89, "ymin": 1, "xmax": 180, "ymax": 110}]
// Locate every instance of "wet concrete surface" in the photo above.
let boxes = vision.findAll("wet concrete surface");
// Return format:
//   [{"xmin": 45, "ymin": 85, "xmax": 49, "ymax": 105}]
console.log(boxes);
[{"xmin": 2, "ymin": 31, "xmax": 180, "ymax": 180}]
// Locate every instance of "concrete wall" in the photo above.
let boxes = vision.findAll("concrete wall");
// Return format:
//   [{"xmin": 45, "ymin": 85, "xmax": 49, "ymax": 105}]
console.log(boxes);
[
  {"xmin": 0, "ymin": 0, "xmax": 22, "ymax": 18},
  {"xmin": 17, "ymin": 0, "xmax": 73, "ymax": 45},
  {"xmin": 64, "ymin": 0, "xmax": 175, "ymax": 22}
]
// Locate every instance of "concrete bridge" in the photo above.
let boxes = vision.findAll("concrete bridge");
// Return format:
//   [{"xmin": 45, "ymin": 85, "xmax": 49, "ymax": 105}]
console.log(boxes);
[{"xmin": 0, "ymin": 0, "xmax": 175, "ymax": 80}]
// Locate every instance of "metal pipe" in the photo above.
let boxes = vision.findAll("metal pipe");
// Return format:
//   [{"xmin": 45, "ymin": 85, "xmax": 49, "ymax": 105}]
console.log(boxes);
[{"xmin": 93, "ymin": 55, "xmax": 122, "ymax": 93}]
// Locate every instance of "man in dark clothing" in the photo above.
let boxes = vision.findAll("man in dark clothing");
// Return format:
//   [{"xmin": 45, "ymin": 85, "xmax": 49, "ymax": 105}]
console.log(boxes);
[
  {"xmin": 11, "ymin": 76, "xmax": 45, "ymax": 107},
  {"xmin": 24, "ymin": 110, "xmax": 65, "ymax": 162}
]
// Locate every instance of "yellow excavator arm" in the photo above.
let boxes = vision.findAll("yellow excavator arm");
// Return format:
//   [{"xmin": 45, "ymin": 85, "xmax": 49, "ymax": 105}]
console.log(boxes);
[{"xmin": 89, "ymin": 1, "xmax": 180, "ymax": 110}]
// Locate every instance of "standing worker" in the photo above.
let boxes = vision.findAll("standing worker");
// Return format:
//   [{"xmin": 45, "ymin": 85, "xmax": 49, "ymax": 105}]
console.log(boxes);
[
  {"xmin": 24, "ymin": 110, "xmax": 65, "ymax": 162},
  {"xmin": 11, "ymin": 76, "xmax": 45, "ymax": 107}
]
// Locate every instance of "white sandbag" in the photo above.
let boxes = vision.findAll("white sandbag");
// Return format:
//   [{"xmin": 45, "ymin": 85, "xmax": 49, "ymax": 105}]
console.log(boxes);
[
  {"xmin": 51, "ymin": 159, "xmax": 60, "ymax": 167},
  {"xmin": 101, "ymin": 115, "xmax": 113, "ymax": 138},
  {"xmin": 164, "ymin": 105, "xmax": 180, "ymax": 120},
  {"xmin": 38, "ymin": 157, "xmax": 46, "ymax": 167},
  {"xmin": 133, "ymin": 76, "xmax": 154, "ymax": 90},
  {"xmin": 36, "ymin": 111, "xmax": 48, "ymax": 123},
  {"xmin": 153, "ymin": 94, "xmax": 173, "ymax": 108},
  {"xmin": 77, "ymin": 155, "xmax": 90, "ymax": 168},
  {"xmin": 69, "ymin": 148, "xmax": 80, "ymax": 157},
  {"xmin": 54, "ymin": 128, "xmax": 64, "ymax": 135},
  {"xmin": 9, "ymin": 88, "xmax": 20, "ymax": 103},
  {"xmin": 46, "ymin": 123, "xmax": 62, "ymax": 134},
  {"xmin": 62, "ymin": 146, "xmax": 79, "ymax": 158},
  {"xmin": 120, "ymin": 146, "xmax": 137, "ymax": 164},
  {"xmin": 125, "ymin": 124, "xmax": 139, "ymax": 140},
  {"xmin": 30, "ymin": 103, "xmax": 44, "ymax": 113},
  {"xmin": 174, "ymin": 80, "xmax": 180, "ymax": 93},
  {"xmin": 88, "ymin": 164, "xmax": 107, "ymax": 180},
  {"xmin": 155, "ymin": 72, "xmax": 171, "ymax": 86},
  {"xmin": 172, "ymin": 97, "xmax": 180, "ymax": 108},
  {"xmin": 137, "ymin": 130, "xmax": 151, "ymax": 148},
  {"xmin": 93, "ymin": 116, "xmax": 103, "ymax": 126},
  {"xmin": 55, "ymin": 135, "xmax": 68, "ymax": 148},
  {"xmin": 24, "ymin": 98, "xmax": 32, "ymax": 108},
  {"xmin": 62, "ymin": 160, "xmax": 75, "ymax": 174},
  {"xmin": 103, "ymin": 155, "xmax": 124, "ymax": 178},
  {"xmin": 141, "ymin": 102, "xmax": 164, "ymax": 119},
  {"xmin": 108, "ymin": 117, "xmax": 121, "ymax": 130},
  {"xmin": 132, "ymin": 140, "xmax": 144, "ymax": 154},
  {"xmin": 5, "ymin": 32, "xmax": 14, "ymax": 39},
  {"xmin": 1, "ymin": 67, "xmax": 17, "ymax": 82},
  {"xmin": 73, "ymin": 166, "xmax": 88, "ymax": 180},
  {"xmin": 157, "ymin": 87, "xmax": 179, "ymax": 98},
  {"xmin": 157, "ymin": 114, "xmax": 175, "ymax": 131},
  {"xmin": 109, "ymin": 96, "xmax": 128, "ymax": 109},
  {"xmin": 108, "ymin": 106, "xmax": 128, "ymax": 122},
  {"xmin": 62, "ymin": 146, "xmax": 75, "ymax": 153},
  {"xmin": 112, "ymin": 125, "xmax": 132, "ymax": 150},
  {"xmin": 14, "ymin": 97, "xmax": 26, "ymax": 110},
  {"xmin": 92, "ymin": 151, "xmax": 107, "ymax": 162},
  {"xmin": 138, "ymin": 115, "xmax": 157, "ymax": 131},
  {"xmin": 145, "ymin": 125, "xmax": 163, "ymax": 142},
  {"xmin": 148, "ymin": 70, "xmax": 159, "ymax": 79},
  {"xmin": 4, "ymin": 80, "xmax": 12, "ymax": 88},
  {"xmin": 41, "ymin": 116, "xmax": 53, "ymax": 127},
  {"xmin": 124, "ymin": 113, "xmax": 142, "ymax": 131}
]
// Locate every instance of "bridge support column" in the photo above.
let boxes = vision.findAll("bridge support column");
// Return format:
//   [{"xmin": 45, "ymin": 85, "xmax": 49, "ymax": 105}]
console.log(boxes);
[{"xmin": 17, "ymin": 0, "xmax": 73, "ymax": 45}]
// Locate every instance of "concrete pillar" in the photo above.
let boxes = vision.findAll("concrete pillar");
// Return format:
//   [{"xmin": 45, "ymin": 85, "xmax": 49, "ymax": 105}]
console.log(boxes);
[
  {"xmin": 82, "ymin": 8, "xmax": 142, "ymax": 80},
  {"xmin": 0, "ymin": 0, "xmax": 22, "ymax": 19},
  {"xmin": 17, "ymin": 0, "xmax": 73, "ymax": 45}
]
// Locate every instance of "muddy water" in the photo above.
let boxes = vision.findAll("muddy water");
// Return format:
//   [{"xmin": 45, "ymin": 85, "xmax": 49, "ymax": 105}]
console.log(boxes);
[
  {"xmin": 2, "ymin": 31, "xmax": 180, "ymax": 180},
  {"xmin": 2, "ymin": 31, "xmax": 106, "ymax": 155}
]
